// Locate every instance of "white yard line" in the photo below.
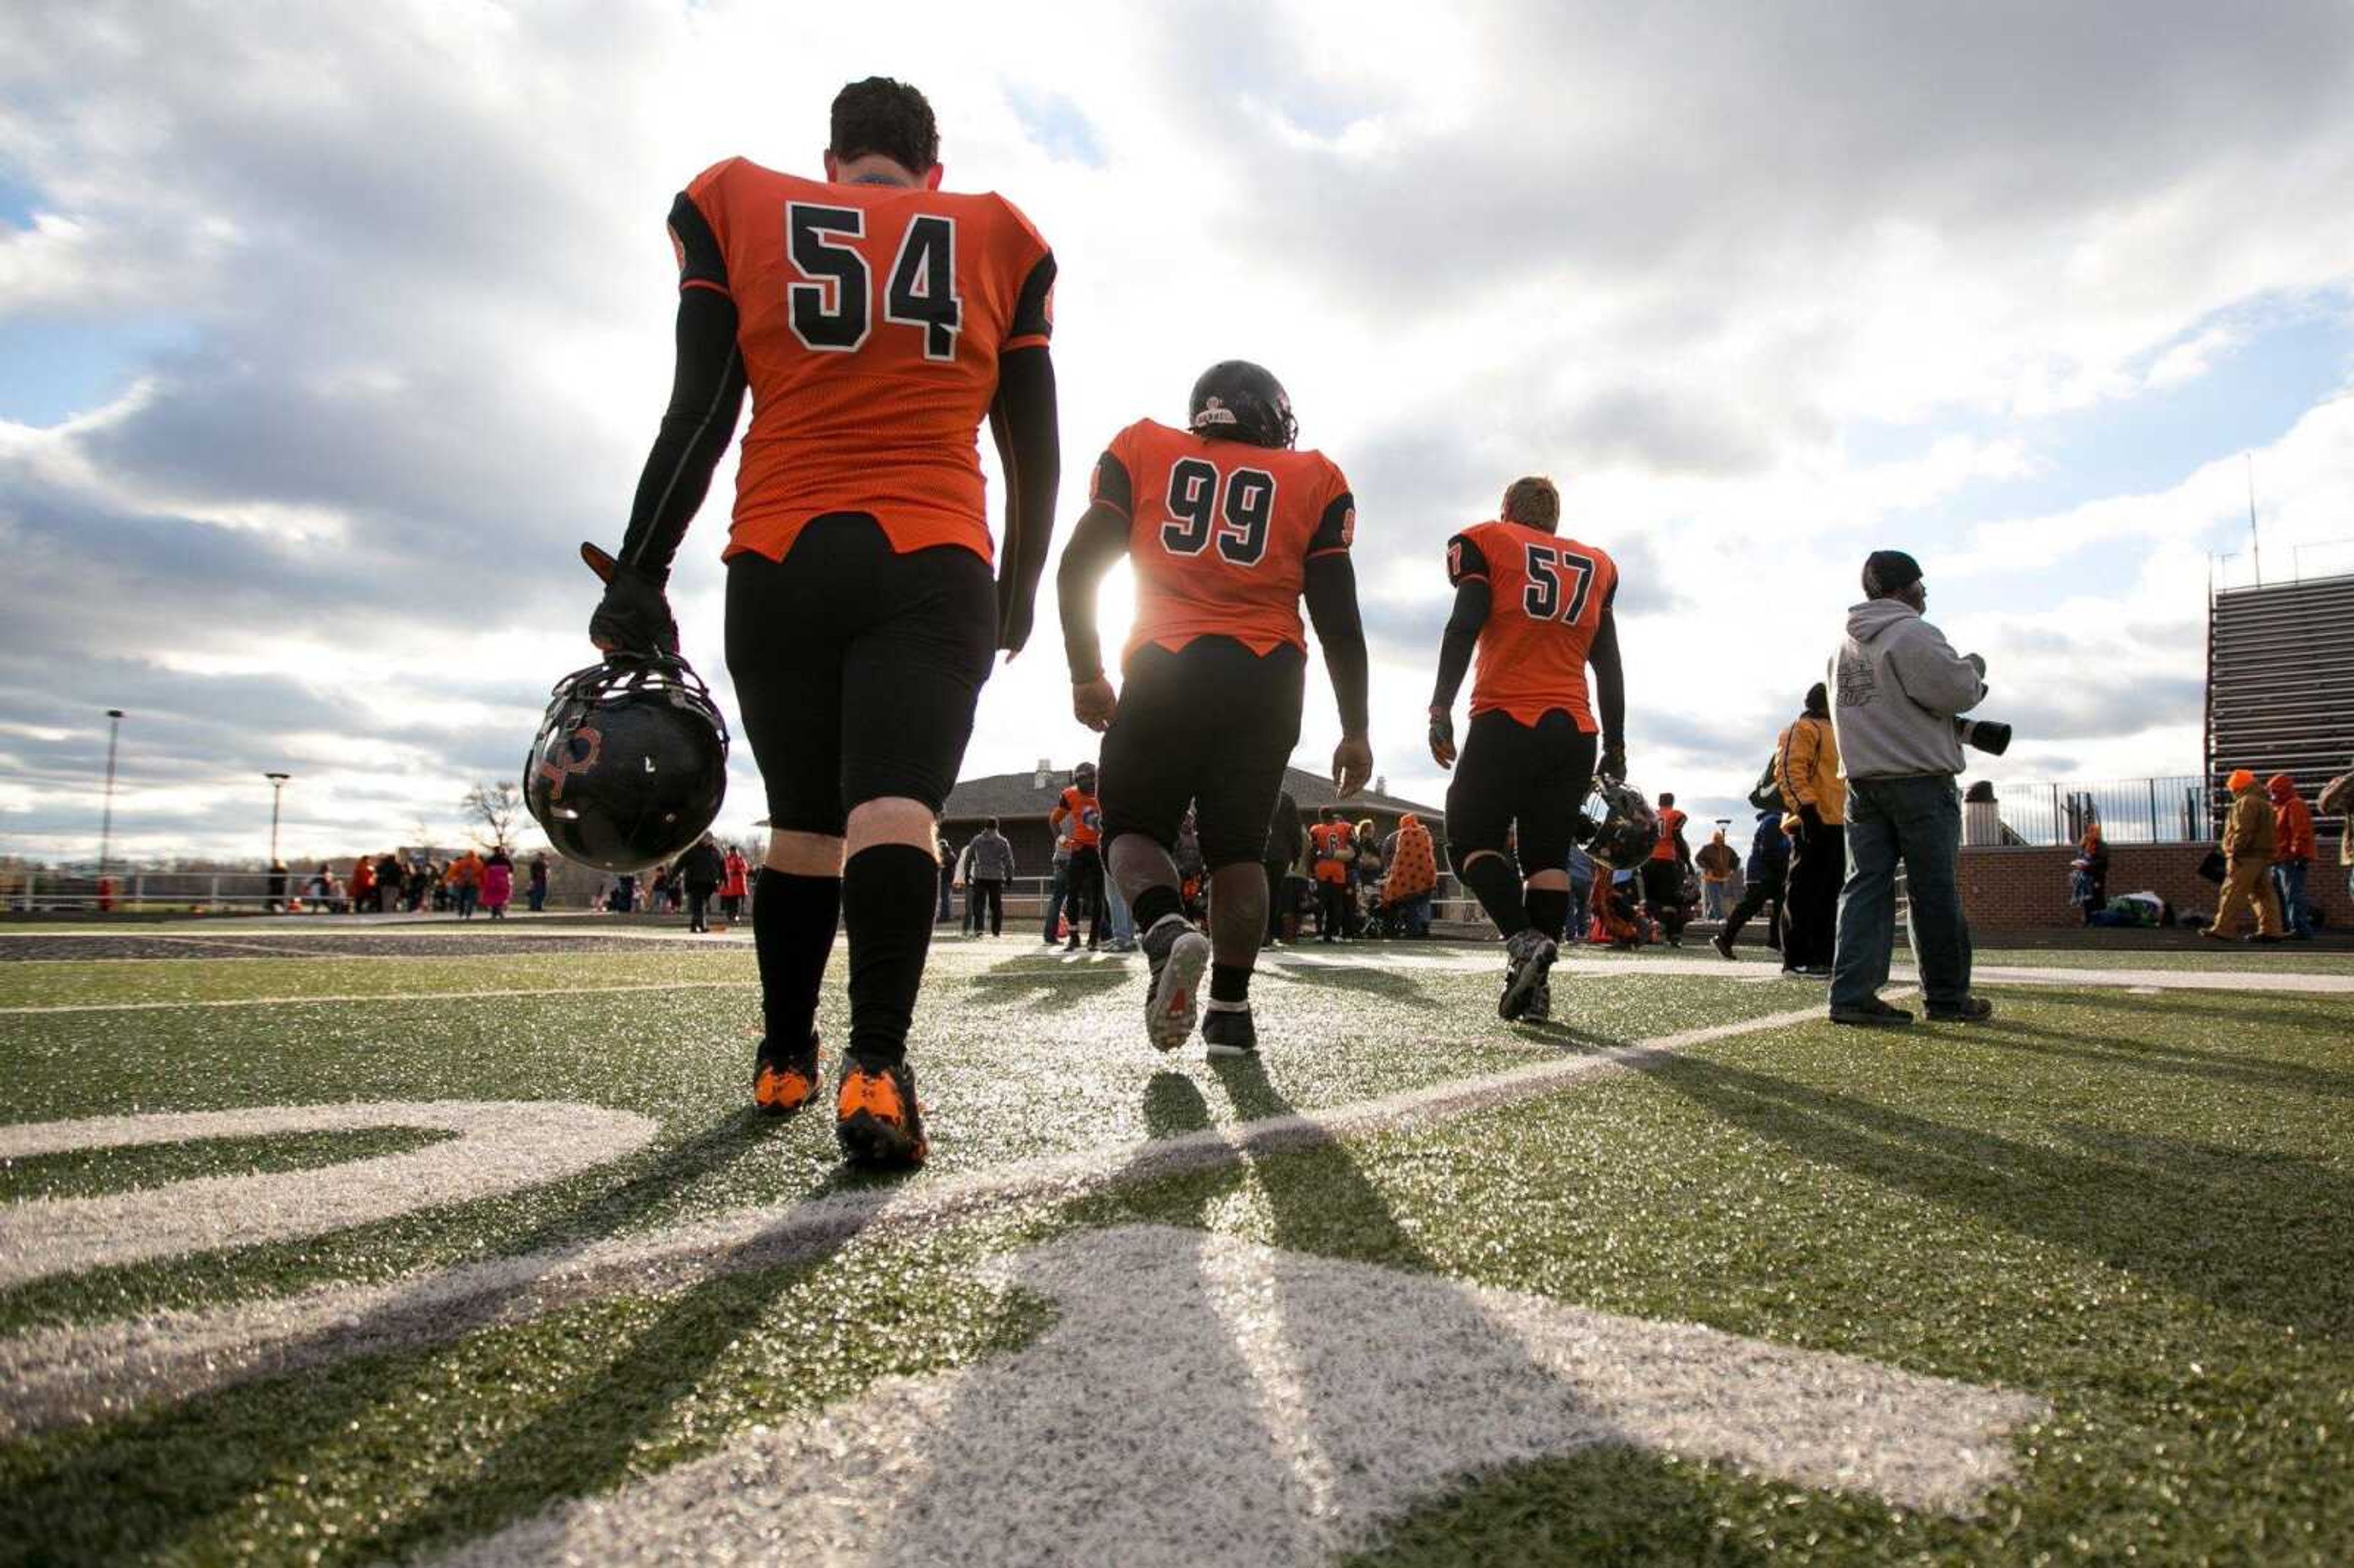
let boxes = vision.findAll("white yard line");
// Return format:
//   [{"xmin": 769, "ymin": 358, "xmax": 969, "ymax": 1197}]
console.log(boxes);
[
  {"xmin": 0, "ymin": 1004, "xmax": 1823, "ymax": 1437},
  {"xmin": 0, "ymin": 980, "xmax": 763, "ymax": 1015},
  {"xmin": 433, "ymin": 1226, "xmax": 2042, "ymax": 1568}
]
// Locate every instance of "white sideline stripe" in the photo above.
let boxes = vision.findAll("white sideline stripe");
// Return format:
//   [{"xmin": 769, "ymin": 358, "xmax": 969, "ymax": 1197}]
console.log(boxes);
[
  {"xmin": 0, "ymin": 1005, "xmax": 1824, "ymax": 1437},
  {"xmin": 433, "ymin": 1228, "xmax": 2042, "ymax": 1568},
  {"xmin": 0, "ymin": 980, "xmax": 764, "ymax": 1016},
  {"xmin": 0, "ymin": 1102, "xmax": 660, "ymax": 1289}
]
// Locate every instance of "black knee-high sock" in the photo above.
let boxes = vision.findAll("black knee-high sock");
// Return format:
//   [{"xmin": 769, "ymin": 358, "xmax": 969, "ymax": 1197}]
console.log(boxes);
[
  {"xmin": 840, "ymin": 843, "xmax": 939, "ymax": 1067},
  {"xmin": 1131, "ymin": 883, "xmax": 1184, "ymax": 934},
  {"xmin": 1526, "ymin": 887, "xmax": 1571, "ymax": 943},
  {"xmin": 1458, "ymin": 854, "xmax": 1531, "ymax": 937},
  {"xmin": 754, "ymin": 866, "xmax": 839, "ymax": 1058},
  {"xmin": 1209, "ymin": 963, "xmax": 1251, "ymax": 1003}
]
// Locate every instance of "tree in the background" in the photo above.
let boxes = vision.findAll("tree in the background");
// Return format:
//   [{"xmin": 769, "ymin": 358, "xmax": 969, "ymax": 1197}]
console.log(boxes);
[{"xmin": 460, "ymin": 780, "xmax": 524, "ymax": 851}]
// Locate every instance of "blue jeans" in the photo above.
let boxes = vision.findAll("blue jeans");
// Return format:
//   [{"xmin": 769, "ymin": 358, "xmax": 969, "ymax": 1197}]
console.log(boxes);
[
  {"xmin": 1042, "ymin": 864, "xmax": 1072, "ymax": 940},
  {"xmin": 2272, "ymin": 861, "xmax": 2314, "ymax": 938},
  {"xmin": 1832, "ymin": 775, "xmax": 1971, "ymax": 1013},
  {"xmin": 1106, "ymin": 877, "xmax": 1135, "ymax": 943}
]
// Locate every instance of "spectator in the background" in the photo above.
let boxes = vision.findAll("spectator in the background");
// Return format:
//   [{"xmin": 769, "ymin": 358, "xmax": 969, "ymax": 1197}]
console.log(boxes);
[
  {"xmin": 2069, "ymin": 823, "xmax": 2108, "ymax": 925},
  {"xmin": 266, "ymin": 859, "xmax": 289, "ymax": 913},
  {"xmin": 374, "ymin": 852, "xmax": 402, "ymax": 913},
  {"xmin": 611, "ymin": 871, "xmax": 637, "ymax": 914},
  {"xmin": 2269, "ymin": 774, "xmax": 2317, "ymax": 941},
  {"xmin": 1714, "ymin": 809, "xmax": 1789, "ymax": 960},
  {"xmin": 482, "ymin": 845, "xmax": 514, "ymax": 921},
  {"xmin": 935, "ymin": 833, "xmax": 959, "ymax": 924},
  {"xmin": 528, "ymin": 852, "xmax": 550, "ymax": 914},
  {"xmin": 718, "ymin": 845, "xmax": 747, "ymax": 923},
  {"xmin": 964, "ymin": 818, "xmax": 1012, "ymax": 938},
  {"xmin": 1382, "ymin": 812, "xmax": 1438, "ymax": 937},
  {"xmin": 1264, "ymin": 789, "xmax": 1304, "ymax": 945},
  {"xmin": 2320, "ymin": 756, "xmax": 2354, "ymax": 906},
  {"xmin": 1774, "ymin": 682, "xmax": 1844, "ymax": 978},
  {"xmin": 1695, "ymin": 828, "xmax": 1739, "ymax": 921},
  {"xmin": 1350, "ymin": 818, "xmax": 1384, "ymax": 937},
  {"xmin": 677, "ymin": 834, "xmax": 724, "ymax": 934},
  {"xmin": 1174, "ymin": 811, "xmax": 1206, "ymax": 922},
  {"xmin": 451, "ymin": 849, "xmax": 484, "ymax": 919},
  {"xmin": 1042, "ymin": 833, "xmax": 1076, "ymax": 945},
  {"xmin": 2206, "ymin": 769, "xmax": 2284, "ymax": 943},
  {"xmin": 349, "ymin": 854, "xmax": 376, "ymax": 915},
  {"xmin": 1564, "ymin": 841, "xmax": 1596, "ymax": 935}
]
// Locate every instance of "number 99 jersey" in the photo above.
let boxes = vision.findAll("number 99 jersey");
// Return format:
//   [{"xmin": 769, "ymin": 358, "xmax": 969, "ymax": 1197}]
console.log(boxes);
[
  {"xmin": 1448, "ymin": 520, "xmax": 1620, "ymax": 733},
  {"xmin": 1090, "ymin": 419, "xmax": 1355, "ymax": 666},
  {"xmin": 677, "ymin": 157, "xmax": 1056, "ymax": 568}
]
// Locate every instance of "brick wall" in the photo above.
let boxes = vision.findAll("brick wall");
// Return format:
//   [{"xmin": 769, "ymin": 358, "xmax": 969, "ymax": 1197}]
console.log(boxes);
[{"xmin": 1959, "ymin": 843, "xmax": 2353, "ymax": 930}]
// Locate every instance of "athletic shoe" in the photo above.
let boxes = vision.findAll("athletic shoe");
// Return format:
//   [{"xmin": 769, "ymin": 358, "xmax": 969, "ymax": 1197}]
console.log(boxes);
[
  {"xmin": 753, "ymin": 1031, "xmax": 821, "ymax": 1116},
  {"xmin": 1800, "ymin": 965, "xmax": 1834, "ymax": 979},
  {"xmin": 1064, "ymin": 935, "xmax": 1081, "ymax": 952},
  {"xmin": 1203, "ymin": 1002, "xmax": 1259, "ymax": 1056},
  {"xmin": 1522, "ymin": 980, "xmax": 1552, "ymax": 1024},
  {"xmin": 1829, "ymin": 998, "xmax": 1914, "ymax": 1027},
  {"xmin": 1141, "ymin": 914, "xmax": 1211, "ymax": 1052},
  {"xmin": 1498, "ymin": 928, "xmax": 1558, "ymax": 1021},
  {"xmin": 835, "ymin": 1058, "xmax": 928, "ymax": 1170},
  {"xmin": 1925, "ymin": 996, "xmax": 1995, "ymax": 1022},
  {"xmin": 2244, "ymin": 934, "xmax": 2285, "ymax": 945},
  {"xmin": 1712, "ymin": 931, "xmax": 1737, "ymax": 961}
]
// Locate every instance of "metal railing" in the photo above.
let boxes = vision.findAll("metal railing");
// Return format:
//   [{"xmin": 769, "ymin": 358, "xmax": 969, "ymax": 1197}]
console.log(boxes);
[{"xmin": 1961, "ymin": 775, "xmax": 2217, "ymax": 847}]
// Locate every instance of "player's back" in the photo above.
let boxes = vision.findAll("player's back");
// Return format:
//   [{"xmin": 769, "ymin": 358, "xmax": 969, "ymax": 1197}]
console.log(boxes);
[
  {"xmin": 683, "ymin": 158, "xmax": 1054, "ymax": 566},
  {"xmin": 1455, "ymin": 520, "xmax": 1619, "ymax": 729},
  {"xmin": 1102, "ymin": 419, "xmax": 1354, "ymax": 663}
]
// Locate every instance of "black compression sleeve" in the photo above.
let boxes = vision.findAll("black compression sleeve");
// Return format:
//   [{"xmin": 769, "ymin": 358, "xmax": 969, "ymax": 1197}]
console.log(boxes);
[
  {"xmin": 1429, "ymin": 577, "xmax": 1491, "ymax": 712},
  {"xmin": 617, "ymin": 286, "xmax": 745, "ymax": 578},
  {"xmin": 1055, "ymin": 501, "xmax": 1131, "ymax": 682},
  {"xmin": 1590, "ymin": 609, "xmax": 1626, "ymax": 744},
  {"xmin": 1304, "ymin": 552, "xmax": 1370, "ymax": 736},
  {"xmin": 989, "ymin": 344, "xmax": 1061, "ymax": 643}
]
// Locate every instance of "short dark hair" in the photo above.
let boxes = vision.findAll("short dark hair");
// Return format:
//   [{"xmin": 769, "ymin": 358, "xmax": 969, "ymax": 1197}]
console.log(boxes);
[
  {"xmin": 829, "ymin": 77, "xmax": 939, "ymax": 174},
  {"xmin": 986, "ymin": 816, "xmax": 999, "ymax": 831},
  {"xmin": 1658, "ymin": 791, "xmax": 1675, "ymax": 807},
  {"xmin": 1501, "ymin": 476, "xmax": 1560, "ymax": 529}
]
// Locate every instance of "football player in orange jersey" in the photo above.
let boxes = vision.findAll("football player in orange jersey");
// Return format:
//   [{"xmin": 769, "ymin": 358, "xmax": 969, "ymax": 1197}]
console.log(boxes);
[
  {"xmin": 1427, "ymin": 477, "xmax": 1626, "ymax": 1022},
  {"xmin": 1056, "ymin": 362, "xmax": 1372, "ymax": 1056},
  {"xmin": 583, "ymin": 78, "xmax": 1060, "ymax": 1169}
]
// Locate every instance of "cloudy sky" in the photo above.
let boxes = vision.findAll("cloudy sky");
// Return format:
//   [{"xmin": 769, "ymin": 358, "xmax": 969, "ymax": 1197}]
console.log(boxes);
[{"xmin": 4, "ymin": 0, "xmax": 2353, "ymax": 866}]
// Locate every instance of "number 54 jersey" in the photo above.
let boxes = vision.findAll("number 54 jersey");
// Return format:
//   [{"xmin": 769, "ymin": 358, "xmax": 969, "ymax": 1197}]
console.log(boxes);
[
  {"xmin": 1448, "ymin": 520, "xmax": 1620, "ymax": 732},
  {"xmin": 678, "ymin": 157, "xmax": 1056, "ymax": 567},
  {"xmin": 1091, "ymin": 420, "xmax": 1355, "ymax": 666}
]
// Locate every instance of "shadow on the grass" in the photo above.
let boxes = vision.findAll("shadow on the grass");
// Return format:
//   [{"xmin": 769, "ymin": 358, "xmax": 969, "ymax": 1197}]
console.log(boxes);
[
  {"xmin": 1963, "ymin": 1015, "xmax": 2354, "ymax": 1100},
  {"xmin": 1624, "ymin": 1048, "xmax": 2354, "ymax": 1341},
  {"xmin": 1270, "ymin": 962, "xmax": 1444, "ymax": 1013},
  {"xmin": 0, "ymin": 1108, "xmax": 845, "ymax": 1566}
]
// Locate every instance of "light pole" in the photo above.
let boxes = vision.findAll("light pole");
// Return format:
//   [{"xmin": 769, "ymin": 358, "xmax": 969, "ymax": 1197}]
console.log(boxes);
[
  {"xmin": 264, "ymin": 772, "xmax": 291, "ymax": 864},
  {"xmin": 97, "ymin": 709, "xmax": 124, "ymax": 880}
]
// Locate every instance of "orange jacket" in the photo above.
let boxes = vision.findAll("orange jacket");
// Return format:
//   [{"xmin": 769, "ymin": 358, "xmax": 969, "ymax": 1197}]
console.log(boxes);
[
  {"xmin": 1381, "ymin": 815, "xmax": 1437, "ymax": 902},
  {"xmin": 2269, "ymin": 774, "xmax": 2315, "ymax": 862}
]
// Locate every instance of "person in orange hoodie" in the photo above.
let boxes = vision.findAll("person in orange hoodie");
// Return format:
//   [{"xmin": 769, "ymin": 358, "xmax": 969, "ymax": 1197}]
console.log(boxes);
[
  {"xmin": 349, "ymin": 854, "xmax": 376, "ymax": 915},
  {"xmin": 450, "ymin": 848, "xmax": 485, "ymax": 921},
  {"xmin": 2205, "ymin": 770, "xmax": 2282, "ymax": 942},
  {"xmin": 2269, "ymin": 773, "xmax": 2317, "ymax": 941}
]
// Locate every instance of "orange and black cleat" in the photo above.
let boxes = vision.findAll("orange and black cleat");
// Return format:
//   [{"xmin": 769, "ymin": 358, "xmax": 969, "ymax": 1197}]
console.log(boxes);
[
  {"xmin": 835, "ymin": 1057, "xmax": 929, "ymax": 1170},
  {"xmin": 753, "ymin": 1032, "xmax": 821, "ymax": 1116}
]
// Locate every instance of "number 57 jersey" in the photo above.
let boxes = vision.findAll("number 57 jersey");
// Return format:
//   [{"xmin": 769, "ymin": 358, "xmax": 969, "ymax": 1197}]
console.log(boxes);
[
  {"xmin": 1448, "ymin": 520, "xmax": 1620, "ymax": 732},
  {"xmin": 679, "ymin": 157, "xmax": 1056, "ymax": 567},
  {"xmin": 1091, "ymin": 419, "xmax": 1355, "ymax": 666}
]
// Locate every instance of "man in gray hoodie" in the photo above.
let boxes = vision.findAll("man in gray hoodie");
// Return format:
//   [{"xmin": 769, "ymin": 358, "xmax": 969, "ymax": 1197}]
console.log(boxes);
[{"xmin": 1827, "ymin": 550, "xmax": 1992, "ymax": 1027}]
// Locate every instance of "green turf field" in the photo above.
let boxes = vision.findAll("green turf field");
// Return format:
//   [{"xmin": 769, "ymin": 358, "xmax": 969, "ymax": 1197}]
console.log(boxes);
[{"xmin": 2, "ymin": 920, "xmax": 2350, "ymax": 1565}]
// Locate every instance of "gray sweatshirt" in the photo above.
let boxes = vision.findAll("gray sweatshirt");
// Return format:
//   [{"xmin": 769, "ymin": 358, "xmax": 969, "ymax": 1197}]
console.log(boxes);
[
  {"xmin": 965, "ymin": 829, "xmax": 1015, "ymax": 881},
  {"xmin": 1829, "ymin": 599, "xmax": 1986, "ymax": 779}
]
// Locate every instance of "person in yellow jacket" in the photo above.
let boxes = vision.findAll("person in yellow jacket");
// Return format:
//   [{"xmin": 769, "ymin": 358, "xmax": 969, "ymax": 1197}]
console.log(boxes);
[
  {"xmin": 1773, "ymin": 682, "xmax": 1845, "ymax": 976},
  {"xmin": 2205, "ymin": 769, "xmax": 2283, "ymax": 942}
]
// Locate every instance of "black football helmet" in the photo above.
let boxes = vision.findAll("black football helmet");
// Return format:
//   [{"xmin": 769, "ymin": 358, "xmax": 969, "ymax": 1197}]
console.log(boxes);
[
  {"xmin": 1189, "ymin": 360, "xmax": 1297, "ymax": 449},
  {"xmin": 524, "ymin": 653, "xmax": 729, "ymax": 873},
  {"xmin": 1575, "ymin": 777, "xmax": 1660, "ymax": 870}
]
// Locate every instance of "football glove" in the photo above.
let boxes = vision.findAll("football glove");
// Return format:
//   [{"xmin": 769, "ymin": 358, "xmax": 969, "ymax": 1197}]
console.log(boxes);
[
  {"xmin": 583, "ymin": 542, "xmax": 678, "ymax": 657},
  {"xmin": 1599, "ymin": 737, "xmax": 1627, "ymax": 783},
  {"xmin": 1428, "ymin": 709, "xmax": 1457, "ymax": 770}
]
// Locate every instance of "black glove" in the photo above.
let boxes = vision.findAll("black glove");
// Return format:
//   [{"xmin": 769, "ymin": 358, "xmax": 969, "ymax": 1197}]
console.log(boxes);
[
  {"xmin": 1797, "ymin": 802, "xmax": 1824, "ymax": 845},
  {"xmin": 583, "ymin": 542, "xmax": 677, "ymax": 656},
  {"xmin": 1599, "ymin": 736, "xmax": 1626, "ymax": 782},
  {"xmin": 997, "ymin": 574, "xmax": 1035, "ymax": 656}
]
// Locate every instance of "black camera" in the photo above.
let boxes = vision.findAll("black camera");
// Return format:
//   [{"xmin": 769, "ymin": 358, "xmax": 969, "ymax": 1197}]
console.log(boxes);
[{"xmin": 1954, "ymin": 718, "xmax": 2011, "ymax": 756}]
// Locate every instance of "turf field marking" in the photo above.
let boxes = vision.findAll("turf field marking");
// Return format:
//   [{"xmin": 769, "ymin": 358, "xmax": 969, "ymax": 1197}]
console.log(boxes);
[
  {"xmin": 0, "ymin": 1102, "xmax": 659, "ymax": 1288},
  {"xmin": 0, "ymin": 1004, "xmax": 1827, "ymax": 1436},
  {"xmin": 428, "ymin": 1225, "xmax": 2041, "ymax": 1567},
  {"xmin": 0, "ymin": 980, "xmax": 764, "ymax": 1015}
]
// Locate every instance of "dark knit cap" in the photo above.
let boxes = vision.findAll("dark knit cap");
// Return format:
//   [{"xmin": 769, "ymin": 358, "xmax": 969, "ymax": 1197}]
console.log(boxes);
[{"xmin": 1862, "ymin": 550, "xmax": 1924, "ymax": 596}]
